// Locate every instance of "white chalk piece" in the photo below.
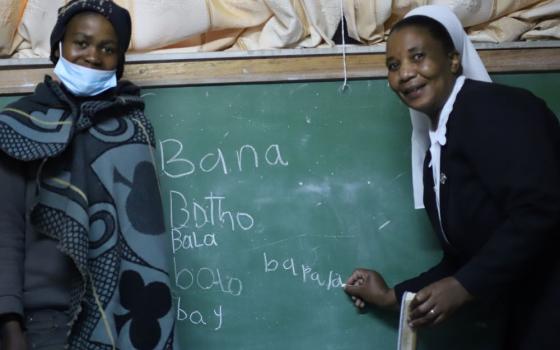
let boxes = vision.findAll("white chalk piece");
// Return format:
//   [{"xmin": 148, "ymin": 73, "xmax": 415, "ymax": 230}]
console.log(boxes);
[{"xmin": 397, "ymin": 291, "xmax": 417, "ymax": 350}]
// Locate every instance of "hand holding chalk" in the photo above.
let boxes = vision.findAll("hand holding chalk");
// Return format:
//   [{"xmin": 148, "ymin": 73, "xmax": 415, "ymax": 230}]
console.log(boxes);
[{"xmin": 343, "ymin": 269, "xmax": 397, "ymax": 310}]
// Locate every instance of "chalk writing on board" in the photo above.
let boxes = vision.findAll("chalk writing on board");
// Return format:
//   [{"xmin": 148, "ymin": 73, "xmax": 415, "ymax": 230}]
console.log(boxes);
[
  {"xmin": 176, "ymin": 297, "xmax": 223, "ymax": 331},
  {"xmin": 163, "ymin": 138, "xmax": 296, "ymax": 330},
  {"xmin": 172, "ymin": 230, "xmax": 217, "ymax": 252},
  {"xmin": 264, "ymin": 252, "xmax": 344, "ymax": 290},
  {"xmin": 170, "ymin": 190, "xmax": 255, "ymax": 234},
  {"xmin": 174, "ymin": 257, "xmax": 243, "ymax": 296},
  {"xmin": 159, "ymin": 138, "xmax": 289, "ymax": 178}
]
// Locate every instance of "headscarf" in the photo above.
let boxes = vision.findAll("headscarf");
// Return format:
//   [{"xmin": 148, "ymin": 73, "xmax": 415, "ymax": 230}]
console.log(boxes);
[
  {"xmin": 402, "ymin": 5, "xmax": 491, "ymax": 209},
  {"xmin": 49, "ymin": 0, "xmax": 132, "ymax": 79}
]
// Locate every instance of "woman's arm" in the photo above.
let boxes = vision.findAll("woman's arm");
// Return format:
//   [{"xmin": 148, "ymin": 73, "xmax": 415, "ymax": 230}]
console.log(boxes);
[
  {"xmin": 0, "ymin": 152, "xmax": 26, "ymax": 347},
  {"xmin": 393, "ymin": 252, "xmax": 460, "ymax": 303},
  {"xmin": 0, "ymin": 314, "xmax": 26, "ymax": 350},
  {"xmin": 344, "ymin": 253, "xmax": 460, "ymax": 310}
]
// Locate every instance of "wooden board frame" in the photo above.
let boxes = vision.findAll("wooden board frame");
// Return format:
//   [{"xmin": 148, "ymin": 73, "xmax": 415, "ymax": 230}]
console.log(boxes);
[{"xmin": 0, "ymin": 42, "xmax": 559, "ymax": 95}]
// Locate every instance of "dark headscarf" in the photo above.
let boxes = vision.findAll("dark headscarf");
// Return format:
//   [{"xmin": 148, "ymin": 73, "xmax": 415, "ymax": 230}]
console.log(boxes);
[{"xmin": 50, "ymin": 0, "xmax": 132, "ymax": 79}]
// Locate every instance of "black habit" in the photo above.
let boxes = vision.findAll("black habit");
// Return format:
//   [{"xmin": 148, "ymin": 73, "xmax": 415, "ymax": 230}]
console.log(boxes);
[{"xmin": 395, "ymin": 79, "xmax": 560, "ymax": 350}]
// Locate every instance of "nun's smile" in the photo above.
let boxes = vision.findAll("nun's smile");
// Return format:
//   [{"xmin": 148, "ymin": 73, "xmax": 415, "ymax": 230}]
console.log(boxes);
[{"xmin": 386, "ymin": 25, "xmax": 459, "ymax": 125}]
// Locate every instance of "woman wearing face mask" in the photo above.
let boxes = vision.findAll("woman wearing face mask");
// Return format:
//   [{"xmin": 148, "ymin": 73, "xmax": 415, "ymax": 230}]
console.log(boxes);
[
  {"xmin": 344, "ymin": 5, "xmax": 560, "ymax": 349},
  {"xmin": 0, "ymin": 1, "xmax": 176, "ymax": 349}
]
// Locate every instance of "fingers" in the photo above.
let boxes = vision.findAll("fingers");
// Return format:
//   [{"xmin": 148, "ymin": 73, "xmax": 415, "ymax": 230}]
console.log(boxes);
[
  {"xmin": 409, "ymin": 305, "xmax": 439, "ymax": 328},
  {"xmin": 354, "ymin": 297, "xmax": 365, "ymax": 308},
  {"xmin": 408, "ymin": 295, "xmax": 433, "ymax": 320},
  {"xmin": 345, "ymin": 269, "xmax": 369, "ymax": 309},
  {"xmin": 343, "ymin": 282, "xmax": 364, "ymax": 300},
  {"xmin": 408, "ymin": 287, "xmax": 436, "ymax": 328},
  {"xmin": 408, "ymin": 288, "xmax": 431, "ymax": 318},
  {"xmin": 406, "ymin": 277, "xmax": 470, "ymax": 329},
  {"xmin": 343, "ymin": 271, "xmax": 366, "ymax": 298},
  {"xmin": 348, "ymin": 290, "xmax": 366, "ymax": 309},
  {"xmin": 432, "ymin": 313, "xmax": 445, "ymax": 326},
  {"xmin": 409, "ymin": 288, "xmax": 429, "ymax": 309},
  {"xmin": 345, "ymin": 269, "xmax": 367, "ymax": 286},
  {"xmin": 408, "ymin": 283, "xmax": 451, "ymax": 328}
]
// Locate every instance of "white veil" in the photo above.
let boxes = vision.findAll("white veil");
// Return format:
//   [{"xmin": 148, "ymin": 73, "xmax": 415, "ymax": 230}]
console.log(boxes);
[{"xmin": 402, "ymin": 5, "xmax": 491, "ymax": 209}]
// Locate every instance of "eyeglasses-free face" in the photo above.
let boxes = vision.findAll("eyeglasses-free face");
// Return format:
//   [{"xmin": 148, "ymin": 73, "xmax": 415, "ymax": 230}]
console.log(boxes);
[
  {"xmin": 60, "ymin": 12, "xmax": 119, "ymax": 71},
  {"xmin": 386, "ymin": 25, "xmax": 460, "ymax": 125}
]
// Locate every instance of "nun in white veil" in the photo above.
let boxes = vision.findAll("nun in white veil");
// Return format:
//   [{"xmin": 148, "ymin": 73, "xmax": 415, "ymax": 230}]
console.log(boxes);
[
  {"xmin": 406, "ymin": 5, "xmax": 491, "ymax": 210},
  {"xmin": 344, "ymin": 5, "xmax": 560, "ymax": 350}
]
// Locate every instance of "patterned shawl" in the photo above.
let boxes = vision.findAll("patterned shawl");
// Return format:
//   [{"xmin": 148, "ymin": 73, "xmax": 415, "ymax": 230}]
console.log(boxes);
[{"xmin": 0, "ymin": 76, "xmax": 175, "ymax": 349}]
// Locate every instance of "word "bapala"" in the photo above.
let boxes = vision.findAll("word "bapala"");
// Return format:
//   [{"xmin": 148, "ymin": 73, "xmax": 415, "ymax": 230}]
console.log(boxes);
[{"xmin": 264, "ymin": 252, "xmax": 344, "ymax": 290}]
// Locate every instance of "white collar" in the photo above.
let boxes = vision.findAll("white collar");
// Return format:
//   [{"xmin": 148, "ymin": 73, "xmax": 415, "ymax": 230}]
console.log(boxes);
[
  {"xmin": 429, "ymin": 76, "xmax": 466, "ymax": 149},
  {"xmin": 428, "ymin": 76, "xmax": 465, "ymax": 221}
]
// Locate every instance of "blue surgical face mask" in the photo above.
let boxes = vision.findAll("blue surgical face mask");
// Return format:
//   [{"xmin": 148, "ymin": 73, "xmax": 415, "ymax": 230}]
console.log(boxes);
[{"xmin": 53, "ymin": 43, "xmax": 117, "ymax": 96}]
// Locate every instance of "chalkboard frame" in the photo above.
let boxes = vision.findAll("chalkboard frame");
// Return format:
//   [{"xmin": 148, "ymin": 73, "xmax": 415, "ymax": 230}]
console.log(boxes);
[{"xmin": 1, "ymin": 42, "xmax": 559, "ymax": 95}]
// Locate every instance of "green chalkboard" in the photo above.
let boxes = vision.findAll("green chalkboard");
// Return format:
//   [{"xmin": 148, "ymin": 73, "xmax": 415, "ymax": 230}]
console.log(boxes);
[
  {"xmin": 145, "ymin": 72, "xmax": 559, "ymax": 350},
  {"xmin": 1, "ymin": 72, "xmax": 559, "ymax": 349}
]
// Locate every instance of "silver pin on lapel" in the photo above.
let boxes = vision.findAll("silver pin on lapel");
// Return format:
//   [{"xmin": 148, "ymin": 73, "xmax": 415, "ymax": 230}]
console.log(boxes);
[{"xmin": 440, "ymin": 173, "xmax": 447, "ymax": 185}]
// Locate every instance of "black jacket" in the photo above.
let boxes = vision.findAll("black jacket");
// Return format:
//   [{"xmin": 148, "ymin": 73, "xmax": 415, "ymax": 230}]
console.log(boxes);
[{"xmin": 395, "ymin": 79, "xmax": 560, "ymax": 349}]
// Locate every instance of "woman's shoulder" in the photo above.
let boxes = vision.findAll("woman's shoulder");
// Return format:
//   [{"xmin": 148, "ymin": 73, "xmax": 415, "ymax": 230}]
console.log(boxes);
[
  {"xmin": 462, "ymin": 79, "xmax": 542, "ymax": 105},
  {"xmin": 460, "ymin": 79, "xmax": 545, "ymax": 110},
  {"xmin": 455, "ymin": 79, "xmax": 555, "ymax": 124},
  {"xmin": 452, "ymin": 79, "xmax": 558, "ymax": 137},
  {"xmin": 3, "ymin": 76, "xmax": 65, "ymax": 113}
]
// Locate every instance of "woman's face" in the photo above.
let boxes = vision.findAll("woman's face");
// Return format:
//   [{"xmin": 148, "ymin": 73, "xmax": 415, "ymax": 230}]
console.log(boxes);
[
  {"xmin": 60, "ymin": 12, "xmax": 119, "ymax": 71},
  {"xmin": 386, "ymin": 25, "xmax": 459, "ymax": 121}
]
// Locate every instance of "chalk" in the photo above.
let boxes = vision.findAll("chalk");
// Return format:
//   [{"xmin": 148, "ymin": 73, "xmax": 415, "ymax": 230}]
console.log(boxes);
[{"xmin": 341, "ymin": 283, "xmax": 347, "ymax": 288}]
